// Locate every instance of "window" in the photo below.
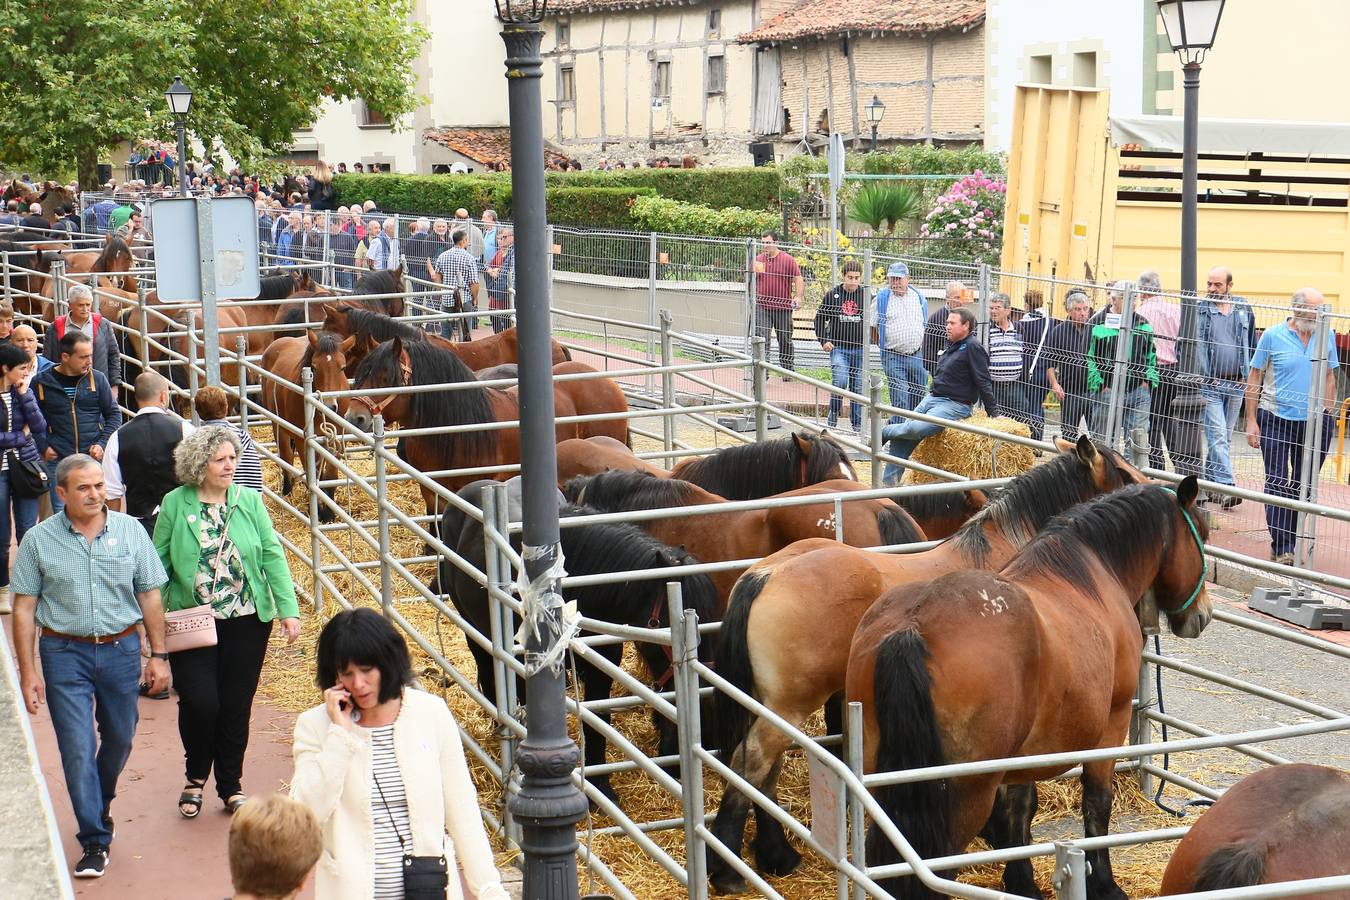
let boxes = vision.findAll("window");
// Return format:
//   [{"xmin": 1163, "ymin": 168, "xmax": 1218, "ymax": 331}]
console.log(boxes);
[
  {"xmin": 557, "ymin": 20, "xmax": 570, "ymax": 47},
  {"xmin": 559, "ymin": 65, "xmax": 576, "ymax": 104},
  {"xmin": 360, "ymin": 99, "xmax": 389, "ymax": 127},
  {"xmin": 1028, "ymin": 54, "xmax": 1053, "ymax": 85},
  {"xmin": 707, "ymin": 8, "xmax": 721, "ymax": 37},
  {"xmin": 1072, "ymin": 51, "xmax": 1098, "ymax": 88},
  {"xmin": 707, "ymin": 55, "xmax": 725, "ymax": 95},
  {"xmin": 654, "ymin": 60, "xmax": 671, "ymax": 100}
]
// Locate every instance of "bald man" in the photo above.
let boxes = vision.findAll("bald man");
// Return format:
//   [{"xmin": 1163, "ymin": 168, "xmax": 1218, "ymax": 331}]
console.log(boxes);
[{"xmin": 102, "ymin": 372, "xmax": 194, "ymax": 533}]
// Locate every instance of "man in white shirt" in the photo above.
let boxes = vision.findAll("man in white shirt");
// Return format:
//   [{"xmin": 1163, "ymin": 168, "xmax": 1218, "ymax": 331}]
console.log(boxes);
[{"xmin": 869, "ymin": 262, "xmax": 928, "ymax": 420}]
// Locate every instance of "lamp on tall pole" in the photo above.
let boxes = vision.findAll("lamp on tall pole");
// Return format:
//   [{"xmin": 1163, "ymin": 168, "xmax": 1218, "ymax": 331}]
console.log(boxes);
[
  {"xmin": 865, "ymin": 94, "xmax": 886, "ymax": 153},
  {"xmin": 1157, "ymin": 0, "xmax": 1225, "ymax": 476},
  {"xmin": 165, "ymin": 77, "xmax": 193, "ymax": 197},
  {"xmin": 494, "ymin": 2, "xmax": 590, "ymax": 899}
]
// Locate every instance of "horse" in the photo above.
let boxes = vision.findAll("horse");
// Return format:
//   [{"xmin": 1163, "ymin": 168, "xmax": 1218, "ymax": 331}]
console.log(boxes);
[
  {"xmin": 705, "ymin": 436, "xmax": 1146, "ymax": 894},
  {"xmin": 0, "ymin": 231, "xmax": 47, "ymax": 316},
  {"xmin": 436, "ymin": 476, "xmax": 720, "ymax": 808},
  {"xmin": 1160, "ymin": 764, "xmax": 1350, "ymax": 897},
  {"xmin": 260, "ymin": 331, "xmax": 354, "ymax": 520},
  {"xmin": 345, "ymin": 337, "xmax": 630, "ymax": 518},
  {"xmin": 846, "ymin": 479, "xmax": 1212, "ymax": 900},
  {"xmin": 555, "ymin": 436, "xmax": 669, "ymax": 483},
  {"xmin": 320, "ymin": 302, "xmax": 570, "ymax": 374},
  {"xmin": 352, "ymin": 266, "xmax": 407, "ymax": 316},
  {"xmin": 561, "ymin": 470, "xmax": 924, "ymax": 609},
  {"xmin": 891, "ymin": 488, "xmax": 990, "ymax": 540}
]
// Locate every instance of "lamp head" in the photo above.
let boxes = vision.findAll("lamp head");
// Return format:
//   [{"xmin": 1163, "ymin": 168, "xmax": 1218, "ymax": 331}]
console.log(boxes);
[
  {"xmin": 1157, "ymin": 0, "xmax": 1225, "ymax": 65},
  {"xmin": 494, "ymin": 0, "xmax": 548, "ymax": 23},
  {"xmin": 865, "ymin": 94, "xmax": 886, "ymax": 125},
  {"xmin": 165, "ymin": 76, "xmax": 193, "ymax": 116}
]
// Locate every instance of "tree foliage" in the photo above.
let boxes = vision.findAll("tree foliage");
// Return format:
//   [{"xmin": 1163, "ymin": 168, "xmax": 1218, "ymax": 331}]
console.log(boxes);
[{"xmin": 0, "ymin": 0, "xmax": 426, "ymax": 184}]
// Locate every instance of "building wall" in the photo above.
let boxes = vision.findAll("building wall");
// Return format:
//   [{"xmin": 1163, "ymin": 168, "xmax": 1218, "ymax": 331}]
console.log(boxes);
[
  {"xmin": 542, "ymin": 2, "xmax": 759, "ymax": 165},
  {"xmin": 776, "ymin": 27, "xmax": 983, "ymax": 149}
]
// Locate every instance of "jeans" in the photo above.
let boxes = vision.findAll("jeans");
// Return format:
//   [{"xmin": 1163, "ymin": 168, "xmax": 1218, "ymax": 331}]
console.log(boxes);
[
  {"xmin": 992, "ymin": 380, "xmax": 1028, "ymax": 427},
  {"xmin": 879, "ymin": 395, "xmax": 973, "ymax": 483},
  {"xmin": 880, "ymin": 348, "xmax": 927, "ymax": 420},
  {"xmin": 440, "ymin": 293, "xmax": 475, "ymax": 341},
  {"xmin": 489, "ymin": 312, "xmax": 513, "ymax": 334},
  {"xmin": 169, "ymin": 615, "xmax": 273, "ymax": 800},
  {"xmin": 1256, "ymin": 408, "xmax": 1334, "ymax": 558},
  {"xmin": 1022, "ymin": 376, "xmax": 1049, "ymax": 441},
  {"xmin": 1201, "ymin": 378, "xmax": 1245, "ymax": 485},
  {"xmin": 827, "ymin": 346, "xmax": 864, "ymax": 429},
  {"xmin": 0, "ymin": 471, "xmax": 40, "ymax": 588},
  {"xmin": 335, "ymin": 271, "xmax": 355, "ymax": 292},
  {"xmin": 1091, "ymin": 385, "xmax": 1152, "ymax": 463},
  {"xmin": 754, "ymin": 306, "xmax": 795, "ymax": 371},
  {"xmin": 40, "ymin": 632, "xmax": 142, "ymax": 849},
  {"xmin": 45, "ymin": 457, "xmax": 64, "ymax": 514}
]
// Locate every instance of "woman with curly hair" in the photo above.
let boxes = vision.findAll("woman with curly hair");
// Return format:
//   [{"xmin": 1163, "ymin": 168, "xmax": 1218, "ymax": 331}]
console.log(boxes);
[{"xmin": 154, "ymin": 425, "xmax": 301, "ymax": 818}]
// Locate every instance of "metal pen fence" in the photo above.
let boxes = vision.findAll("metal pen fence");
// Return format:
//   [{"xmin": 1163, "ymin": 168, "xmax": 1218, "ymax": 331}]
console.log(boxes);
[{"xmin": 5, "ymin": 226, "xmax": 1350, "ymax": 898}]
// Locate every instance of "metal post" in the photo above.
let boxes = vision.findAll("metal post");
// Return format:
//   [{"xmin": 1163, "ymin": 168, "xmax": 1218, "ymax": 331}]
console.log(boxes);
[
  {"xmin": 828, "ymin": 173, "xmax": 839, "ymax": 291},
  {"xmin": 499, "ymin": 19, "xmax": 588, "ymax": 899},
  {"xmin": 659, "ymin": 309, "xmax": 675, "ymax": 461},
  {"xmin": 136, "ymin": 280, "xmax": 150, "ymax": 370},
  {"xmin": 236, "ymin": 336, "xmax": 248, "ymax": 431},
  {"xmin": 846, "ymin": 702, "xmax": 866, "ymax": 900},
  {"xmin": 753, "ymin": 336, "xmax": 768, "ymax": 442},
  {"xmin": 321, "ymin": 211, "xmax": 332, "ymax": 287},
  {"xmin": 2, "ymin": 252, "xmax": 10, "ymax": 306},
  {"xmin": 482, "ymin": 483, "xmax": 517, "ymax": 843},
  {"xmin": 869, "ymin": 376, "xmax": 884, "ymax": 488},
  {"xmin": 175, "ymin": 115, "xmax": 188, "ymax": 197},
  {"xmin": 1292, "ymin": 303, "xmax": 1333, "ymax": 595},
  {"xmin": 833, "ymin": 496, "xmax": 845, "ymax": 542},
  {"xmin": 1169, "ymin": 61, "xmax": 1206, "ymax": 478},
  {"xmin": 1104, "ymin": 285, "xmax": 1137, "ymax": 453},
  {"xmin": 196, "ymin": 195, "xmax": 221, "ymax": 385},
  {"xmin": 1052, "ymin": 842, "xmax": 1088, "ymax": 900},
  {"xmin": 646, "ymin": 231, "xmax": 658, "ymax": 397},
  {"xmin": 669, "ymin": 584, "xmax": 708, "ymax": 900},
  {"xmin": 491, "ymin": 480, "xmax": 523, "ymax": 849},
  {"xmin": 870, "ymin": 125, "xmax": 878, "ymax": 153},
  {"xmin": 861, "ymin": 247, "xmax": 874, "ymax": 405},
  {"xmin": 302, "ymin": 368, "xmax": 324, "ymax": 616},
  {"xmin": 1129, "ymin": 654, "xmax": 1155, "ymax": 796},
  {"xmin": 187, "ymin": 329, "xmax": 200, "ymax": 413},
  {"xmin": 975, "ymin": 263, "xmax": 991, "ymax": 347},
  {"xmin": 50, "ymin": 259, "xmax": 68, "ymax": 318},
  {"xmin": 373, "ymin": 415, "xmax": 393, "ymax": 616}
]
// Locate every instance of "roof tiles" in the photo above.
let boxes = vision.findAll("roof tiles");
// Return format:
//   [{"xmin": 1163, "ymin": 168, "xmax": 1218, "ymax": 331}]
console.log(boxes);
[
  {"xmin": 423, "ymin": 127, "xmax": 569, "ymax": 169},
  {"xmin": 739, "ymin": 0, "xmax": 984, "ymax": 43}
]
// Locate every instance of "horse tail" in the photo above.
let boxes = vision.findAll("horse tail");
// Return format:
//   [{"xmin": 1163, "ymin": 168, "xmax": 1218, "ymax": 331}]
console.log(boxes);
[
  {"xmin": 1193, "ymin": 843, "xmax": 1266, "ymax": 892},
  {"xmin": 561, "ymin": 343, "xmax": 572, "ymax": 362},
  {"xmin": 877, "ymin": 504, "xmax": 925, "ymax": 547},
  {"xmin": 711, "ymin": 570, "xmax": 767, "ymax": 757},
  {"xmin": 867, "ymin": 628, "xmax": 950, "ymax": 900}
]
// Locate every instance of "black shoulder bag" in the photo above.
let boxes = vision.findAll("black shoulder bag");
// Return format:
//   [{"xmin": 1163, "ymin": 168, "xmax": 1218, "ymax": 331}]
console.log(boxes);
[
  {"xmin": 4, "ymin": 393, "xmax": 47, "ymax": 499},
  {"xmin": 372, "ymin": 763, "xmax": 449, "ymax": 899}
]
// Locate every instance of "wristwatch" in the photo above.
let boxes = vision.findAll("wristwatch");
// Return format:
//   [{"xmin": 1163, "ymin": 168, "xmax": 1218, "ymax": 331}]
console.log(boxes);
[{"xmin": 150, "ymin": 652, "xmax": 170, "ymax": 661}]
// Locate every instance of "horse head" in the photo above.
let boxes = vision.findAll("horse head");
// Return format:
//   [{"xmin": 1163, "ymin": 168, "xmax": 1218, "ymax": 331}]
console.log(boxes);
[
  {"xmin": 1054, "ymin": 434, "xmax": 1147, "ymax": 494},
  {"xmin": 796, "ymin": 429, "xmax": 857, "ymax": 484},
  {"xmin": 1155, "ymin": 475, "xmax": 1212, "ymax": 639},
  {"xmin": 347, "ymin": 336, "xmax": 412, "ymax": 432},
  {"xmin": 320, "ymin": 302, "xmax": 351, "ymax": 336}
]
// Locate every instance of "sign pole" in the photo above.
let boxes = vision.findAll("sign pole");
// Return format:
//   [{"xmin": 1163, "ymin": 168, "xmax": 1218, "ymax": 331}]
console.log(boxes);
[{"xmin": 196, "ymin": 195, "xmax": 221, "ymax": 385}]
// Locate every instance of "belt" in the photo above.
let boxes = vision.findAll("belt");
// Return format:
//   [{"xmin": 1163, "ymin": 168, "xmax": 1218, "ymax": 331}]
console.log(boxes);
[{"xmin": 41, "ymin": 624, "xmax": 137, "ymax": 645}]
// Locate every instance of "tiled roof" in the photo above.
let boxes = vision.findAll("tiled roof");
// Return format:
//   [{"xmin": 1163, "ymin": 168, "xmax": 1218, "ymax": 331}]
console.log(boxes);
[
  {"xmin": 422, "ymin": 127, "xmax": 569, "ymax": 169},
  {"xmin": 547, "ymin": 0, "xmax": 711, "ymax": 13},
  {"xmin": 739, "ymin": 0, "xmax": 984, "ymax": 43}
]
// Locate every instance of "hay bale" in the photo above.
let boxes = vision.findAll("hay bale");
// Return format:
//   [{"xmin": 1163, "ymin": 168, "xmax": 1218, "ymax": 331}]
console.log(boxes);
[{"xmin": 902, "ymin": 413, "xmax": 1034, "ymax": 485}]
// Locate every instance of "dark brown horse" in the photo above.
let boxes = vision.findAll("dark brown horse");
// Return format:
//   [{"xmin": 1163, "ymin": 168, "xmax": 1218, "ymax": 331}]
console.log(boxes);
[
  {"xmin": 260, "ymin": 330, "xmax": 354, "ymax": 518},
  {"xmin": 847, "ymin": 479, "xmax": 1212, "ymax": 900},
  {"xmin": 562, "ymin": 470, "xmax": 925, "ymax": 608},
  {"xmin": 320, "ymin": 302, "xmax": 569, "ymax": 374},
  {"xmin": 1160, "ymin": 764, "xmax": 1350, "ymax": 897},
  {"xmin": 706, "ymin": 436, "xmax": 1146, "ymax": 894},
  {"xmin": 351, "ymin": 267, "xmax": 407, "ymax": 317},
  {"xmin": 345, "ymin": 337, "xmax": 630, "ymax": 517}
]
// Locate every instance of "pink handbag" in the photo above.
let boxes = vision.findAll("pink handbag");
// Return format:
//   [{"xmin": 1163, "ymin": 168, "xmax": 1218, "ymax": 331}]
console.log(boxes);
[{"xmin": 164, "ymin": 606, "xmax": 217, "ymax": 653}]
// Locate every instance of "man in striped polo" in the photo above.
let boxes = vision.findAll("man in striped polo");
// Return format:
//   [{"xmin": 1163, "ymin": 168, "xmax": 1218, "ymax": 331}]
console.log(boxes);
[{"xmin": 987, "ymin": 293, "xmax": 1029, "ymax": 428}]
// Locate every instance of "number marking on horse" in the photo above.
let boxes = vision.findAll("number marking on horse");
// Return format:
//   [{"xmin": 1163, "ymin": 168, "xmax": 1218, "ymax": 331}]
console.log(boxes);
[
  {"xmin": 978, "ymin": 589, "xmax": 1009, "ymax": 617},
  {"xmin": 817, "ymin": 513, "xmax": 837, "ymax": 532}
]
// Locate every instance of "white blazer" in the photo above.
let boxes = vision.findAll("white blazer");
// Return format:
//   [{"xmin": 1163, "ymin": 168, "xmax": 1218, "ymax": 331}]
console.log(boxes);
[{"xmin": 291, "ymin": 688, "xmax": 508, "ymax": 900}]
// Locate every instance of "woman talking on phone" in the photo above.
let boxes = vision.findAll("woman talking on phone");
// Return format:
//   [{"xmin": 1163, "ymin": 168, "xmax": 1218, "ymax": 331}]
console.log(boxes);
[{"xmin": 290, "ymin": 608, "xmax": 508, "ymax": 900}]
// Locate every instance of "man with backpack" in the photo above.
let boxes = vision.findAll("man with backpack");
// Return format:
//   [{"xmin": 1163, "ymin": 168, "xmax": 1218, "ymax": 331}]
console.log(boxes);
[{"xmin": 43, "ymin": 285, "xmax": 121, "ymax": 389}]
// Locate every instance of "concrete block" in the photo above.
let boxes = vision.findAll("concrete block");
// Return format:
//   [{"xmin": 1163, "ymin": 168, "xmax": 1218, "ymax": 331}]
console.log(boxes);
[
  {"xmin": 1248, "ymin": 587, "xmax": 1349, "ymax": 630},
  {"xmin": 717, "ymin": 413, "xmax": 779, "ymax": 432}
]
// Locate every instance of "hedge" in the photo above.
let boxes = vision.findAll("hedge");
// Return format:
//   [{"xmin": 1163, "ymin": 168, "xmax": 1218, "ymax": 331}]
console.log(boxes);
[
  {"xmin": 542, "ymin": 167, "xmax": 780, "ymax": 210},
  {"xmin": 334, "ymin": 173, "xmax": 509, "ymax": 216},
  {"xmin": 629, "ymin": 195, "xmax": 778, "ymax": 238},
  {"xmin": 546, "ymin": 186, "xmax": 655, "ymax": 229}
]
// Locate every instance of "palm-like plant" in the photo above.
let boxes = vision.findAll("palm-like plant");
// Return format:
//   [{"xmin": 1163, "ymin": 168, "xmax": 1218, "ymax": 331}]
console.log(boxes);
[{"xmin": 848, "ymin": 184, "xmax": 921, "ymax": 234}]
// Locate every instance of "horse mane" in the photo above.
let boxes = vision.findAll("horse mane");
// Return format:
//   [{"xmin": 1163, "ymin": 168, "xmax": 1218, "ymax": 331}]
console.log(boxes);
[
  {"xmin": 354, "ymin": 338, "xmax": 496, "ymax": 461},
  {"xmin": 1002, "ymin": 484, "xmax": 1180, "ymax": 604},
  {"xmin": 950, "ymin": 443, "xmax": 1130, "ymax": 567},
  {"xmin": 300, "ymin": 331, "xmax": 344, "ymax": 369},
  {"xmin": 93, "ymin": 236, "xmax": 131, "ymax": 272},
  {"xmin": 674, "ymin": 432, "xmax": 848, "ymax": 500},
  {"xmin": 343, "ymin": 305, "xmax": 426, "ymax": 345},
  {"xmin": 892, "ymin": 491, "xmax": 977, "ymax": 523},
  {"xmin": 562, "ymin": 470, "xmax": 711, "ymax": 511},
  {"xmin": 354, "ymin": 268, "xmax": 402, "ymax": 296},
  {"xmin": 257, "ymin": 273, "xmax": 298, "ymax": 302}
]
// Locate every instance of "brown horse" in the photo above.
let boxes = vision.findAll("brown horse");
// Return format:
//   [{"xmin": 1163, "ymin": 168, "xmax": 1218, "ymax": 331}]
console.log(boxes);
[
  {"xmin": 846, "ymin": 479, "xmax": 1212, "ymax": 900},
  {"xmin": 1160, "ymin": 764, "xmax": 1350, "ymax": 897},
  {"xmin": 351, "ymin": 267, "xmax": 407, "ymax": 317},
  {"xmin": 320, "ymin": 302, "xmax": 569, "ymax": 374},
  {"xmin": 344, "ymin": 336, "xmax": 629, "ymax": 517},
  {"xmin": 562, "ymin": 470, "xmax": 925, "ymax": 608},
  {"xmin": 891, "ymin": 488, "xmax": 990, "ymax": 540},
  {"xmin": 706, "ymin": 436, "xmax": 1146, "ymax": 894},
  {"xmin": 555, "ymin": 431, "xmax": 859, "ymax": 497},
  {"xmin": 260, "ymin": 331, "xmax": 354, "ymax": 520}
]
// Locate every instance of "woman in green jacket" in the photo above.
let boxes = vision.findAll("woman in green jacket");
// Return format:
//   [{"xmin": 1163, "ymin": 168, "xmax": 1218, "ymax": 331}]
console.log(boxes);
[{"xmin": 154, "ymin": 425, "xmax": 301, "ymax": 818}]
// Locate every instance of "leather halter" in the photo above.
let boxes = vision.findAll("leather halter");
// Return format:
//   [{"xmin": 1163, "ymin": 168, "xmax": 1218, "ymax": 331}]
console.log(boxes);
[
  {"xmin": 353, "ymin": 358, "xmax": 413, "ymax": 416},
  {"xmin": 649, "ymin": 594, "xmax": 677, "ymax": 690}
]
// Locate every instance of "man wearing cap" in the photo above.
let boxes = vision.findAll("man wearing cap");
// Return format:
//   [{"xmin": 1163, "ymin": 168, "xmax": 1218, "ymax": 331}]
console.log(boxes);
[{"xmin": 871, "ymin": 262, "xmax": 929, "ymax": 419}]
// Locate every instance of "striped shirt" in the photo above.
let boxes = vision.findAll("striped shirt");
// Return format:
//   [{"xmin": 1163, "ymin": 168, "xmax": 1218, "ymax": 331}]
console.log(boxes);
[
  {"xmin": 987, "ymin": 322, "xmax": 1024, "ymax": 382},
  {"xmin": 0, "ymin": 391, "xmax": 11, "ymax": 472},
  {"xmin": 203, "ymin": 419, "xmax": 265, "ymax": 493},
  {"xmin": 369, "ymin": 725, "xmax": 412, "ymax": 899},
  {"xmin": 11, "ymin": 509, "xmax": 167, "ymax": 637}
]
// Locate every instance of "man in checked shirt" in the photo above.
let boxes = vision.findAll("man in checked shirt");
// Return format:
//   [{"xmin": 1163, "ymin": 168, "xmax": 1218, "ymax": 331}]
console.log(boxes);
[{"xmin": 432, "ymin": 229, "xmax": 481, "ymax": 341}]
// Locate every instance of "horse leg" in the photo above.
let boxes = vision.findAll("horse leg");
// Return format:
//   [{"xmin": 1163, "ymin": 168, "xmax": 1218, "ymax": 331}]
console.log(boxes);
[
  {"xmin": 824, "ymin": 690, "xmax": 844, "ymax": 758},
  {"xmin": 707, "ymin": 717, "xmax": 800, "ymax": 893},
  {"xmin": 751, "ymin": 755, "xmax": 801, "ymax": 877},
  {"xmin": 990, "ymin": 783, "xmax": 1042, "ymax": 899},
  {"xmin": 579, "ymin": 650, "xmax": 622, "ymax": 811},
  {"xmin": 1081, "ymin": 761, "xmax": 1126, "ymax": 900}
]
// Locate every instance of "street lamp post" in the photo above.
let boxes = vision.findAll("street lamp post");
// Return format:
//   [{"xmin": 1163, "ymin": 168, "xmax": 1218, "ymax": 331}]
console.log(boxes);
[
  {"xmin": 494, "ymin": 2, "xmax": 590, "ymax": 900},
  {"xmin": 1157, "ymin": 0, "xmax": 1225, "ymax": 475},
  {"xmin": 865, "ymin": 94, "xmax": 886, "ymax": 152},
  {"xmin": 165, "ymin": 77, "xmax": 193, "ymax": 196}
]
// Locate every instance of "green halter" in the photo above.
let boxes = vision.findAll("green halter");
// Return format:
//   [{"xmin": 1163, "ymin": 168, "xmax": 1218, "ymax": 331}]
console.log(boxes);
[{"xmin": 1160, "ymin": 486, "xmax": 1207, "ymax": 613}]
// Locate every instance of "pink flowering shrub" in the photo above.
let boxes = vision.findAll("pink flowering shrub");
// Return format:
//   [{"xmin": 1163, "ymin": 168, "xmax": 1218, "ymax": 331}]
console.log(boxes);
[{"xmin": 918, "ymin": 171, "xmax": 1007, "ymax": 263}]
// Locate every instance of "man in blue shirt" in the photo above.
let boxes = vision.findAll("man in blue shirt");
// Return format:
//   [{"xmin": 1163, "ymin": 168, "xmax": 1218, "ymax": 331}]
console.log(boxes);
[{"xmin": 1243, "ymin": 288, "xmax": 1339, "ymax": 565}]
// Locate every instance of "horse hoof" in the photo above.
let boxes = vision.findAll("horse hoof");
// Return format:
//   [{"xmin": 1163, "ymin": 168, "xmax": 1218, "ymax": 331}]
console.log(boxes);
[
  {"xmin": 756, "ymin": 843, "xmax": 801, "ymax": 877},
  {"xmin": 587, "ymin": 779, "xmax": 621, "ymax": 813},
  {"xmin": 708, "ymin": 871, "xmax": 748, "ymax": 895}
]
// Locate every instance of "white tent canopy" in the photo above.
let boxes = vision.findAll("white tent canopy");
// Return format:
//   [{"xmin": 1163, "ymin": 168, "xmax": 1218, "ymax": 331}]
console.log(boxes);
[{"xmin": 1110, "ymin": 115, "xmax": 1350, "ymax": 157}]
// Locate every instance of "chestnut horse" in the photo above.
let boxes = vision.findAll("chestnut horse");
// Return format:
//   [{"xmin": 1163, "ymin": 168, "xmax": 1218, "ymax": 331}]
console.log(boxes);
[
  {"xmin": 562, "ymin": 470, "xmax": 924, "ymax": 608},
  {"xmin": 345, "ymin": 336, "xmax": 629, "ymax": 517},
  {"xmin": 706, "ymin": 436, "xmax": 1146, "ymax": 894},
  {"xmin": 260, "ymin": 330, "xmax": 354, "ymax": 519},
  {"xmin": 320, "ymin": 302, "xmax": 569, "ymax": 374},
  {"xmin": 1160, "ymin": 764, "xmax": 1350, "ymax": 897},
  {"xmin": 845, "ymin": 479, "xmax": 1213, "ymax": 900},
  {"xmin": 554, "ymin": 431, "xmax": 859, "ymax": 497}
]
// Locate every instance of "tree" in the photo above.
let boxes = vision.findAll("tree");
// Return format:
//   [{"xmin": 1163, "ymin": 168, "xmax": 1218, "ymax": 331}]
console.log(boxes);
[{"xmin": 0, "ymin": 0, "xmax": 426, "ymax": 187}]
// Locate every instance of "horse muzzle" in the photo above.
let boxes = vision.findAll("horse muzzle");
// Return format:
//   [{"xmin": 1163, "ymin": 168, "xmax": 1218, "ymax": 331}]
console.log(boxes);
[{"xmin": 344, "ymin": 408, "xmax": 373, "ymax": 433}]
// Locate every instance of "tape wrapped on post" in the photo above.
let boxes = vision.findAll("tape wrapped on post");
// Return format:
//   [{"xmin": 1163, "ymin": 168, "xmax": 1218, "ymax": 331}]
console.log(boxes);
[{"xmin": 514, "ymin": 542, "xmax": 578, "ymax": 677}]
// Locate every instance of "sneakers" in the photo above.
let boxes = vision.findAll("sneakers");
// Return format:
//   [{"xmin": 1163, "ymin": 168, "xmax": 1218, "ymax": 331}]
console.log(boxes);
[
  {"xmin": 74, "ymin": 846, "xmax": 109, "ymax": 878},
  {"xmin": 1205, "ymin": 490, "xmax": 1241, "ymax": 510},
  {"xmin": 1274, "ymin": 552, "xmax": 1296, "ymax": 567}
]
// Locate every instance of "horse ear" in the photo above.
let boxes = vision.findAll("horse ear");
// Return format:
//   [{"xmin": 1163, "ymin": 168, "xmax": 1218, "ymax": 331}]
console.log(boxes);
[
  {"xmin": 1176, "ymin": 474, "xmax": 1200, "ymax": 508},
  {"xmin": 792, "ymin": 431, "xmax": 812, "ymax": 455},
  {"xmin": 340, "ymin": 335, "xmax": 356, "ymax": 354},
  {"xmin": 1053, "ymin": 436, "xmax": 1075, "ymax": 454},
  {"xmin": 307, "ymin": 329, "xmax": 319, "ymax": 348},
  {"xmin": 390, "ymin": 336, "xmax": 403, "ymax": 357},
  {"xmin": 1073, "ymin": 433, "xmax": 1099, "ymax": 466}
]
